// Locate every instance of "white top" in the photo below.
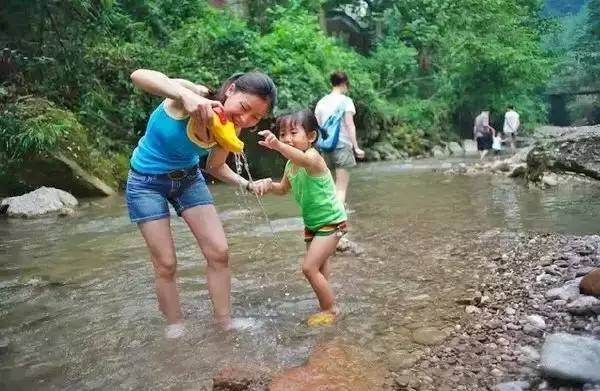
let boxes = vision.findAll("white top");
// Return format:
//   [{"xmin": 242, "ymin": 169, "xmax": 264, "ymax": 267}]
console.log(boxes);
[
  {"xmin": 503, "ymin": 110, "xmax": 520, "ymax": 133},
  {"xmin": 314, "ymin": 92, "xmax": 356, "ymax": 147}
]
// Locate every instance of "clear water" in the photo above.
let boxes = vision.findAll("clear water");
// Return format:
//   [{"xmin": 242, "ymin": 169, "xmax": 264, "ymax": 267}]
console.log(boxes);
[{"xmin": 2, "ymin": 160, "xmax": 600, "ymax": 390}]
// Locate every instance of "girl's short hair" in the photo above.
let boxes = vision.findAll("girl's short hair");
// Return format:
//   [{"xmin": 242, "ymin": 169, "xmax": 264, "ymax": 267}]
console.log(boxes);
[
  {"xmin": 275, "ymin": 110, "xmax": 320, "ymax": 143},
  {"xmin": 211, "ymin": 72, "xmax": 277, "ymax": 112}
]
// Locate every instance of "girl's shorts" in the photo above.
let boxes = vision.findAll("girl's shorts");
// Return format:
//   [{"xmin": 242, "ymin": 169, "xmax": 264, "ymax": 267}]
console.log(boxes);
[
  {"xmin": 304, "ymin": 221, "xmax": 348, "ymax": 242},
  {"xmin": 126, "ymin": 167, "xmax": 214, "ymax": 224}
]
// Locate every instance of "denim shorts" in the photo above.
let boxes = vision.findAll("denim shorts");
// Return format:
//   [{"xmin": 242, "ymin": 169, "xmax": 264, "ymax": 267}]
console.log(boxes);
[{"xmin": 125, "ymin": 168, "xmax": 214, "ymax": 224}]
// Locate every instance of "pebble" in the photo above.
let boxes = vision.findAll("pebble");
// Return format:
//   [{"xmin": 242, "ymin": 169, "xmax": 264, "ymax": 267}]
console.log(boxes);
[{"xmin": 525, "ymin": 314, "xmax": 546, "ymax": 329}]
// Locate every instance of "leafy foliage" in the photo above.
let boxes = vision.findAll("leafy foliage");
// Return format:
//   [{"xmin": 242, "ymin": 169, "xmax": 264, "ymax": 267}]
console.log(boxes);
[{"xmin": 0, "ymin": 0, "xmax": 563, "ymax": 191}]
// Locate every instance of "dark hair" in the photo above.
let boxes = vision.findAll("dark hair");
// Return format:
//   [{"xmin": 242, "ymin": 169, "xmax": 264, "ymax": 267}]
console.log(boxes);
[
  {"xmin": 275, "ymin": 109, "xmax": 320, "ymax": 143},
  {"xmin": 212, "ymin": 72, "xmax": 277, "ymax": 112},
  {"xmin": 330, "ymin": 71, "xmax": 349, "ymax": 87},
  {"xmin": 507, "ymin": 104, "xmax": 514, "ymax": 110}
]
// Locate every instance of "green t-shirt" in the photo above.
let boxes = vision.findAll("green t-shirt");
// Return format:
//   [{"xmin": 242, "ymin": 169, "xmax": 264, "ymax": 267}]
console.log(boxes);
[{"xmin": 285, "ymin": 159, "xmax": 347, "ymax": 231}]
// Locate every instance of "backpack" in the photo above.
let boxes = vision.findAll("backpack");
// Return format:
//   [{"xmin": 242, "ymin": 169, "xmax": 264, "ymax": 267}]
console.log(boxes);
[{"xmin": 317, "ymin": 102, "xmax": 346, "ymax": 152}]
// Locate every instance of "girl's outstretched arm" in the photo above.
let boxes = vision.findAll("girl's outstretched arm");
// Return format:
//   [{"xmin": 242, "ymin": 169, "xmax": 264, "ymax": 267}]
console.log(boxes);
[{"xmin": 257, "ymin": 130, "xmax": 326, "ymax": 174}]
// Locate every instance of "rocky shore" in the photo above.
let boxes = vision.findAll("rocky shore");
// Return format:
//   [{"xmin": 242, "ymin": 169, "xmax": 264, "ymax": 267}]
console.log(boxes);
[{"xmin": 392, "ymin": 233, "xmax": 600, "ymax": 391}]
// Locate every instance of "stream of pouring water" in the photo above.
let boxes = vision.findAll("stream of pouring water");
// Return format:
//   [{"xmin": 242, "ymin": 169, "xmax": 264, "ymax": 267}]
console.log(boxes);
[{"xmin": 234, "ymin": 152, "xmax": 280, "ymax": 244}]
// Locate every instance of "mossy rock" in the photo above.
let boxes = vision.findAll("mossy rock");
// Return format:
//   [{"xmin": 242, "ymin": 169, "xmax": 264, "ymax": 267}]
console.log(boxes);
[{"xmin": 1, "ymin": 98, "xmax": 117, "ymax": 196}]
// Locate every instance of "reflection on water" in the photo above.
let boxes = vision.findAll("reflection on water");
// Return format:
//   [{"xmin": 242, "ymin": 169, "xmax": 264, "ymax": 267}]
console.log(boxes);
[{"xmin": 2, "ymin": 160, "xmax": 600, "ymax": 389}]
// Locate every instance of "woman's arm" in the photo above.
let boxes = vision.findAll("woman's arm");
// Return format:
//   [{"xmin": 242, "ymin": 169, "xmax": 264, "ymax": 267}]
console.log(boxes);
[
  {"xmin": 130, "ymin": 69, "xmax": 222, "ymax": 126},
  {"xmin": 131, "ymin": 69, "xmax": 192, "ymax": 101}
]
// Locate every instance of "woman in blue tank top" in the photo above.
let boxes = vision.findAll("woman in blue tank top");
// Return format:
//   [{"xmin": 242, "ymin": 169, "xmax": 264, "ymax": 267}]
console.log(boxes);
[{"xmin": 126, "ymin": 69, "xmax": 276, "ymax": 338}]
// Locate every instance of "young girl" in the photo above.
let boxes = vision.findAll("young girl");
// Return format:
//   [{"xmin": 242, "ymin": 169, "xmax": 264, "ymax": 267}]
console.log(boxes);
[{"xmin": 258, "ymin": 110, "xmax": 347, "ymax": 324}]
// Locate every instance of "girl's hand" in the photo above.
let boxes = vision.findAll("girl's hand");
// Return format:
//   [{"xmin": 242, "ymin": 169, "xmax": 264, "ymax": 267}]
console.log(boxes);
[
  {"xmin": 181, "ymin": 90, "xmax": 224, "ymax": 129},
  {"xmin": 249, "ymin": 178, "xmax": 273, "ymax": 196},
  {"xmin": 257, "ymin": 130, "xmax": 280, "ymax": 150}
]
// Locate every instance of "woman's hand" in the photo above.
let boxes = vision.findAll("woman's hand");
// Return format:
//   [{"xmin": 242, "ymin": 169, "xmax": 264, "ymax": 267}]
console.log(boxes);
[
  {"xmin": 248, "ymin": 178, "xmax": 273, "ymax": 196},
  {"xmin": 181, "ymin": 90, "xmax": 224, "ymax": 129}
]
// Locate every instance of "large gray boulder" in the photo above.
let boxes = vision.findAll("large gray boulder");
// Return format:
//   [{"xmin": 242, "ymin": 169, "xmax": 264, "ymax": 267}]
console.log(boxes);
[
  {"xmin": 432, "ymin": 145, "xmax": 449, "ymax": 159},
  {"xmin": 540, "ymin": 333, "xmax": 600, "ymax": 383},
  {"xmin": 527, "ymin": 125, "xmax": 600, "ymax": 182},
  {"xmin": 447, "ymin": 141, "xmax": 464, "ymax": 156},
  {"xmin": 1, "ymin": 187, "xmax": 78, "ymax": 218}
]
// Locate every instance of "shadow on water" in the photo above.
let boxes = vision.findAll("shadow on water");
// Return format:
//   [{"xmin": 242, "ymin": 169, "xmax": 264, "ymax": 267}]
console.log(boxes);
[{"xmin": 2, "ymin": 160, "xmax": 600, "ymax": 389}]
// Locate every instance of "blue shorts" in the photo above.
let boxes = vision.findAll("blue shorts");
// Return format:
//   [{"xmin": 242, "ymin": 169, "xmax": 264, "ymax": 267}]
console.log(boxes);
[{"xmin": 125, "ymin": 168, "xmax": 214, "ymax": 224}]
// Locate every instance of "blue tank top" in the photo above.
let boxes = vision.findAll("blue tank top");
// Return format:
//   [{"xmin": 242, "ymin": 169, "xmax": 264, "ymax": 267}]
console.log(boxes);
[{"xmin": 130, "ymin": 102, "xmax": 213, "ymax": 174}]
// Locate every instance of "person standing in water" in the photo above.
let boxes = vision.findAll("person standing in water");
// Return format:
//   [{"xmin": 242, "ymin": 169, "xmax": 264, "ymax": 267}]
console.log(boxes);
[
  {"xmin": 259, "ymin": 110, "xmax": 347, "ymax": 324},
  {"xmin": 503, "ymin": 105, "xmax": 520, "ymax": 152},
  {"xmin": 314, "ymin": 71, "xmax": 364, "ymax": 206},
  {"xmin": 127, "ymin": 69, "xmax": 276, "ymax": 338},
  {"xmin": 473, "ymin": 110, "xmax": 496, "ymax": 160}
]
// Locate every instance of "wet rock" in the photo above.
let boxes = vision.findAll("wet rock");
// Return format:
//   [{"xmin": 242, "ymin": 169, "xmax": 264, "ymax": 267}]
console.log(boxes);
[
  {"xmin": 465, "ymin": 305, "xmax": 481, "ymax": 314},
  {"xmin": 432, "ymin": 145, "xmax": 449, "ymax": 159},
  {"xmin": 336, "ymin": 237, "xmax": 364, "ymax": 255},
  {"xmin": 505, "ymin": 307, "xmax": 517, "ymax": 315},
  {"xmin": 270, "ymin": 343, "xmax": 387, "ymax": 391},
  {"xmin": 525, "ymin": 315, "xmax": 546, "ymax": 330},
  {"xmin": 58, "ymin": 207, "xmax": 76, "ymax": 217},
  {"xmin": 580, "ymin": 269, "xmax": 600, "ymax": 297},
  {"xmin": 576, "ymin": 266, "xmax": 597, "ymax": 278},
  {"xmin": 545, "ymin": 283, "xmax": 581, "ymax": 302},
  {"xmin": 1, "ymin": 186, "xmax": 78, "ymax": 218},
  {"xmin": 492, "ymin": 160, "xmax": 511, "ymax": 172},
  {"xmin": 412, "ymin": 327, "xmax": 448, "ymax": 346},
  {"xmin": 448, "ymin": 142, "xmax": 464, "ymax": 156},
  {"xmin": 542, "ymin": 173, "xmax": 559, "ymax": 187},
  {"xmin": 540, "ymin": 333, "xmax": 600, "ymax": 383},
  {"xmin": 213, "ymin": 366, "xmax": 270, "ymax": 391},
  {"xmin": 566, "ymin": 296, "xmax": 600, "ymax": 315},
  {"xmin": 508, "ymin": 163, "xmax": 527, "ymax": 178},
  {"xmin": 518, "ymin": 345, "xmax": 540, "ymax": 363},
  {"xmin": 494, "ymin": 381, "xmax": 530, "ymax": 391},
  {"xmin": 388, "ymin": 350, "xmax": 422, "ymax": 370}
]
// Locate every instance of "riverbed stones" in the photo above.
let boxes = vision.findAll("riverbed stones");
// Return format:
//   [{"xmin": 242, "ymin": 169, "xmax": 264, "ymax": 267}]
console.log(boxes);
[
  {"xmin": 411, "ymin": 327, "xmax": 448, "ymax": 346},
  {"xmin": 0, "ymin": 186, "xmax": 78, "ymax": 218},
  {"xmin": 212, "ymin": 366, "xmax": 270, "ymax": 391},
  {"xmin": 566, "ymin": 296, "xmax": 600, "ymax": 315},
  {"xmin": 540, "ymin": 333, "xmax": 600, "ymax": 383},
  {"xmin": 494, "ymin": 381, "xmax": 530, "ymax": 391},
  {"xmin": 525, "ymin": 315, "xmax": 546, "ymax": 330},
  {"xmin": 545, "ymin": 283, "xmax": 581, "ymax": 302},
  {"xmin": 580, "ymin": 269, "xmax": 600, "ymax": 297}
]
